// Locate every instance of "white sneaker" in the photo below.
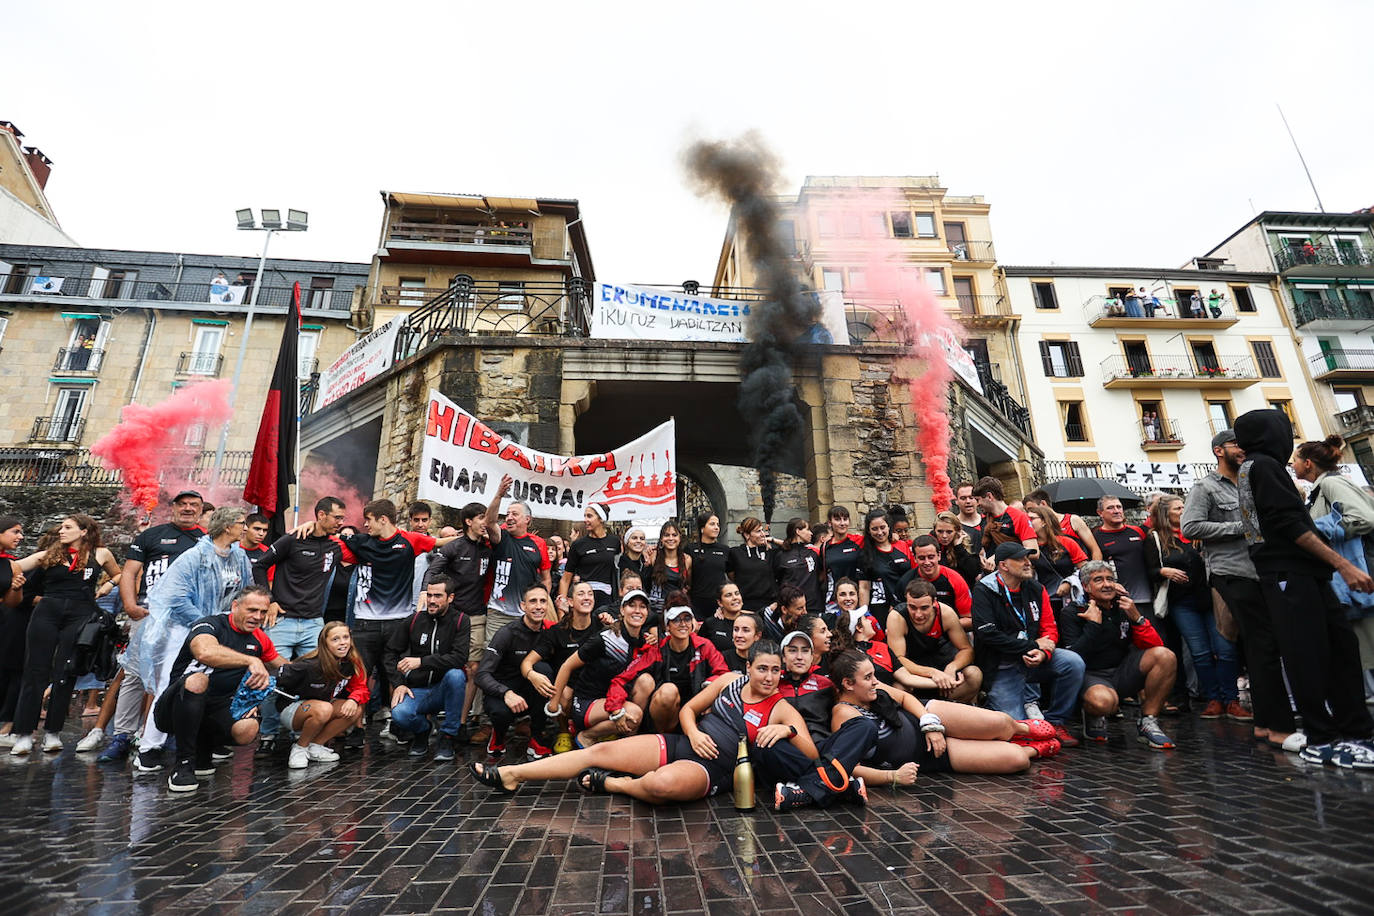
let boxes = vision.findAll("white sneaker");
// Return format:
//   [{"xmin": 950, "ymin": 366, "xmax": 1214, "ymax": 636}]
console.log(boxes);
[
  {"xmin": 287, "ymin": 745, "xmax": 310, "ymax": 769},
  {"xmin": 1024, "ymin": 702, "xmax": 1045, "ymax": 720},
  {"xmin": 10, "ymin": 736, "xmax": 33, "ymax": 756},
  {"xmin": 42, "ymin": 732, "xmax": 63, "ymax": 753},
  {"xmin": 307, "ymin": 743, "xmax": 339, "ymax": 762},
  {"xmin": 1282, "ymin": 732, "xmax": 1308, "ymax": 754},
  {"xmin": 76, "ymin": 727, "xmax": 105, "ymax": 752},
  {"xmin": 0, "ymin": 733, "xmax": 17, "ymax": 749}
]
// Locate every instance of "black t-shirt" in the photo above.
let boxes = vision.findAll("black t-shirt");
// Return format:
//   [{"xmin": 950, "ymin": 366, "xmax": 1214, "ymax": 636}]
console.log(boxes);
[
  {"xmin": 727, "ymin": 544, "xmax": 776, "ymax": 611},
  {"xmin": 861, "ymin": 544, "xmax": 915, "ymax": 616},
  {"xmin": 662, "ymin": 642, "xmax": 697, "ymax": 697},
  {"xmin": 959, "ymin": 518, "xmax": 985, "ymax": 550},
  {"xmin": 425, "ymin": 535, "xmax": 493, "ymax": 615},
  {"xmin": 1092, "ymin": 525, "xmax": 1153, "ymax": 606},
  {"xmin": 644, "ymin": 561, "xmax": 686, "ymax": 614},
  {"xmin": 772, "ymin": 543, "xmax": 824, "ymax": 613},
  {"xmin": 686, "ymin": 542, "xmax": 729, "ymax": 614},
  {"xmin": 574, "ymin": 628, "xmax": 645, "ymax": 699},
  {"xmin": 699, "ymin": 615, "xmax": 736, "ymax": 657},
  {"xmin": 342, "ymin": 530, "xmax": 437, "ymax": 621},
  {"xmin": 564, "ymin": 534, "xmax": 621, "ymax": 597},
  {"xmin": 127, "ymin": 523, "xmax": 205, "ymax": 597},
  {"xmin": 488, "ymin": 532, "xmax": 549, "ymax": 617},
  {"xmin": 533, "ymin": 619, "xmax": 596, "ymax": 674},
  {"xmin": 822, "ymin": 534, "xmax": 864, "ymax": 604},
  {"xmin": 617, "ymin": 552, "xmax": 647, "ymax": 582},
  {"xmin": 255, "ymin": 533, "xmax": 346, "ymax": 619},
  {"xmin": 169, "ymin": 613, "xmax": 280, "ymax": 696}
]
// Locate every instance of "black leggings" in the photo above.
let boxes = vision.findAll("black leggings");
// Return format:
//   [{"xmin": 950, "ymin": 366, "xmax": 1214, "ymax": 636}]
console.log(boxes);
[
  {"xmin": 0, "ymin": 604, "xmax": 32, "ymax": 722},
  {"xmin": 13, "ymin": 598, "xmax": 94, "ymax": 734},
  {"xmin": 154, "ymin": 677, "xmax": 240, "ymax": 767},
  {"xmin": 485, "ymin": 682, "xmax": 548, "ymax": 736}
]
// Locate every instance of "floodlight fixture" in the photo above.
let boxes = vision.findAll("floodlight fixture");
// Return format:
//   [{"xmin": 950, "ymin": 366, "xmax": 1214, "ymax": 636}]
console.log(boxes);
[
  {"xmin": 260, "ymin": 209, "xmax": 282, "ymax": 229},
  {"xmin": 286, "ymin": 209, "xmax": 309, "ymax": 231},
  {"xmin": 236, "ymin": 209, "xmax": 256, "ymax": 230}
]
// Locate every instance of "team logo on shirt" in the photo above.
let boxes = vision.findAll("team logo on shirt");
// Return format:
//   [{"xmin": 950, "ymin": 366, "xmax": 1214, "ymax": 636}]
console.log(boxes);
[{"xmin": 419, "ymin": 631, "xmax": 430, "ymax": 646}]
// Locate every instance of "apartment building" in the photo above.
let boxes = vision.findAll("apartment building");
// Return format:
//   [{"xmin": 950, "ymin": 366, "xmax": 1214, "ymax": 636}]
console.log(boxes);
[
  {"xmin": 1004, "ymin": 264, "xmax": 1322, "ymax": 482},
  {"xmin": 0, "ymin": 120, "xmax": 77, "ymax": 247},
  {"xmin": 1204, "ymin": 210, "xmax": 1374, "ymax": 478}
]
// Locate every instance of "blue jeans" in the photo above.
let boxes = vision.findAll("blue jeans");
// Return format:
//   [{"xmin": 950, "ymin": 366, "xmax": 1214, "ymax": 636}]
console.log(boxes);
[
  {"xmin": 260, "ymin": 616, "xmax": 324, "ymax": 737},
  {"xmin": 1171, "ymin": 595, "xmax": 1237, "ymax": 702},
  {"xmin": 390, "ymin": 668, "xmax": 467, "ymax": 738},
  {"xmin": 986, "ymin": 649, "xmax": 1086, "ymax": 724}
]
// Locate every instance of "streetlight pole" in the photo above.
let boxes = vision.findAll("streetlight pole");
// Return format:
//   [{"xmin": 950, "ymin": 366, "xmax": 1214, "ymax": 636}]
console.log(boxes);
[{"xmin": 211, "ymin": 208, "xmax": 307, "ymax": 485}]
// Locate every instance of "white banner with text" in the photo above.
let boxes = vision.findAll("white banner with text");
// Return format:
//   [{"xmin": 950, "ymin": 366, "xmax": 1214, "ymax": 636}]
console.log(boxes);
[
  {"xmin": 590, "ymin": 281, "xmax": 850, "ymax": 345},
  {"xmin": 315, "ymin": 317, "xmax": 404, "ymax": 410}
]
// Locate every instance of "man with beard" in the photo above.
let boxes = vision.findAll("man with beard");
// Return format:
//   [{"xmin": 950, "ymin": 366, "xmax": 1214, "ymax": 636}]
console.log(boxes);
[{"xmin": 1182, "ymin": 430, "xmax": 1296, "ymax": 749}]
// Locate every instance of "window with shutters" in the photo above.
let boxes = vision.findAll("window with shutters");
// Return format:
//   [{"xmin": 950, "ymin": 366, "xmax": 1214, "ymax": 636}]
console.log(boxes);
[
  {"xmin": 1250, "ymin": 340, "xmax": 1281, "ymax": 378},
  {"xmin": 1038, "ymin": 340, "xmax": 1084, "ymax": 377},
  {"xmin": 1032, "ymin": 281, "xmax": 1059, "ymax": 310},
  {"xmin": 1061, "ymin": 401, "xmax": 1089, "ymax": 443},
  {"xmin": 1230, "ymin": 285, "xmax": 1256, "ymax": 312}
]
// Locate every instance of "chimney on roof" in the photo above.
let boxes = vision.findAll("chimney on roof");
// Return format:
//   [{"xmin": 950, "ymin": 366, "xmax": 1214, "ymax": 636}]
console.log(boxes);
[
  {"xmin": 0, "ymin": 121, "xmax": 25, "ymax": 140},
  {"xmin": 22, "ymin": 146, "xmax": 52, "ymax": 190}
]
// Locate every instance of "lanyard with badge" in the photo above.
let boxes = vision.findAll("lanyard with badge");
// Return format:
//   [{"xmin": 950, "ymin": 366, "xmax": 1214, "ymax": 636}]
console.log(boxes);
[{"xmin": 997, "ymin": 574, "xmax": 1028, "ymax": 641}]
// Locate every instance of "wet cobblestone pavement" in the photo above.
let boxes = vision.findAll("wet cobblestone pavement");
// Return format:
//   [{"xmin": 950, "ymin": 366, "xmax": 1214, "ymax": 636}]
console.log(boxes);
[{"xmin": 2, "ymin": 713, "xmax": 1372, "ymax": 915}]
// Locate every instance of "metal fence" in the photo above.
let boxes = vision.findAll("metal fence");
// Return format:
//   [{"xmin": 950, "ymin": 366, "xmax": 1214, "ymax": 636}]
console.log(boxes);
[
  {"xmin": 0, "ymin": 448, "xmax": 255, "ymax": 488},
  {"xmin": 0, "ymin": 274, "xmax": 356, "ymax": 312}
]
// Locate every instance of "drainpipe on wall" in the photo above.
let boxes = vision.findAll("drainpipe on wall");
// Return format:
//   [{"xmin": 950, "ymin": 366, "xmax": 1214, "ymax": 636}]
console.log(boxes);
[{"xmin": 129, "ymin": 307, "xmax": 157, "ymax": 405}]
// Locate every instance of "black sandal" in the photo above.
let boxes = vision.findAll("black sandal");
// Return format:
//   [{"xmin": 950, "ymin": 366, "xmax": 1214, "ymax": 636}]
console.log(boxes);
[
  {"xmin": 576, "ymin": 767, "xmax": 624, "ymax": 794},
  {"xmin": 468, "ymin": 761, "xmax": 515, "ymax": 795}
]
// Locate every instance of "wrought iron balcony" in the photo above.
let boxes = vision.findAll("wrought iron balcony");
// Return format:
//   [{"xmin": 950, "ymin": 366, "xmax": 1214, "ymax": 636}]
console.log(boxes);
[
  {"xmin": 385, "ymin": 221, "xmax": 533, "ymax": 249},
  {"xmin": 1064, "ymin": 423, "xmax": 1088, "ymax": 443},
  {"xmin": 29, "ymin": 416, "xmax": 85, "ymax": 444},
  {"xmin": 1140, "ymin": 417, "xmax": 1183, "ymax": 449},
  {"xmin": 0, "ymin": 273, "xmax": 356, "ymax": 311},
  {"xmin": 949, "ymin": 240, "xmax": 996, "ymax": 262},
  {"xmin": 955, "ymin": 294, "xmax": 1012, "ymax": 318},
  {"xmin": 176, "ymin": 352, "xmax": 224, "ymax": 377},
  {"xmin": 1273, "ymin": 244, "xmax": 1374, "ymax": 272},
  {"xmin": 53, "ymin": 347, "xmax": 104, "ymax": 373},
  {"xmin": 1336, "ymin": 404, "xmax": 1374, "ymax": 438},
  {"xmin": 1293, "ymin": 295, "xmax": 1374, "ymax": 328},
  {"xmin": 1083, "ymin": 294, "xmax": 1236, "ymax": 327},
  {"xmin": 1309, "ymin": 349, "xmax": 1374, "ymax": 380},
  {"xmin": 1100, "ymin": 354, "xmax": 1258, "ymax": 387},
  {"xmin": 975, "ymin": 363, "xmax": 1033, "ymax": 437}
]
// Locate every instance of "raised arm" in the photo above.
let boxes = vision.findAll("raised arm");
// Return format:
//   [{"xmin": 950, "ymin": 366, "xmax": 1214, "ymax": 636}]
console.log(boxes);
[{"xmin": 484, "ymin": 475, "xmax": 511, "ymax": 545}]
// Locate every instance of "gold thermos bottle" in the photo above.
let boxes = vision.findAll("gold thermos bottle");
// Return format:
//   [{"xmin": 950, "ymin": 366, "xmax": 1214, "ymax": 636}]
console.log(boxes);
[{"xmin": 733, "ymin": 737, "xmax": 755, "ymax": 811}]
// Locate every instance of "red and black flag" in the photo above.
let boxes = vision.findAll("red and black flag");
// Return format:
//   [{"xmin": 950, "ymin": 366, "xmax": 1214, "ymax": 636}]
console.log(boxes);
[{"xmin": 243, "ymin": 281, "xmax": 301, "ymax": 540}]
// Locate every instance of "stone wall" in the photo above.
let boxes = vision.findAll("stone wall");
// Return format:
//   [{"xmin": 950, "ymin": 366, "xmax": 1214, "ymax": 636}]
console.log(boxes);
[{"xmin": 0, "ymin": 485, "xmax": 140, "ymax": 553}]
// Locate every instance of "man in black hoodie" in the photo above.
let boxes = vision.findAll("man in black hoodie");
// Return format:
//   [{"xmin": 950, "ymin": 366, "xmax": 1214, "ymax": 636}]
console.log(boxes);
[
  {"xmin": 385, "ymin": 577, "xmax": 470, "ymax": 760},
  {"xmin": 1234, "ymin": 409, "xmax": 1374, "ymax": 767}
]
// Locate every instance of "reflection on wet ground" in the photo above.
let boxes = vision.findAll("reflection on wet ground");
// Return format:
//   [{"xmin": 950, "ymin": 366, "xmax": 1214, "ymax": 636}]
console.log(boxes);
[{"xmin": 2, "ymin": 713, "xmax": 1372, "ymax": 914}]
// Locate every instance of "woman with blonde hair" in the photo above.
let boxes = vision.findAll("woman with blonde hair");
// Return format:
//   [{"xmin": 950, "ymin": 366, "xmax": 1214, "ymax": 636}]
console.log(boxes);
[
  {"xmin": 276, "ymin": 620, "xmax": 369, "ymax": 769},
  {"xmin": 932, "ymin": 511, "xmax": 981, "ymax": 587}
]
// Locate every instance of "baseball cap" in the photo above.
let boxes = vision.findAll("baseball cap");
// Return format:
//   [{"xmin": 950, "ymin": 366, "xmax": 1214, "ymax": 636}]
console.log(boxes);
[
  {"xmin": 993, "ymin": 542, "xmax": 1037, "ymax": 563},
  {"xmin": 664, "ymin": 605, "xmax": 695, "ymax": 622},
  {"xmin": 782, "ymin": 630, "xmax": 812, "ymax": 649},
  {"xmin": 620, "ymin": 589, "xmax": 649, "ymax": 607},
  {"xmin": 171, "ymin": 490, "xmax": 204, "ymax": 503},
  {"xmin": 1211, "ymin": 429, "xmax": 1237, "ymax": 449}
]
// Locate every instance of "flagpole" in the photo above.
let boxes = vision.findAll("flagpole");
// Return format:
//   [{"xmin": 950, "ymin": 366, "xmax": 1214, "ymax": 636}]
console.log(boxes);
[
  {"xmin": 212, "ymin": 227, "xmax": 274, "ymax": 487},
  {"xmin": 293, "ymin": 283, "xmax": 302, "ymax": 529}
]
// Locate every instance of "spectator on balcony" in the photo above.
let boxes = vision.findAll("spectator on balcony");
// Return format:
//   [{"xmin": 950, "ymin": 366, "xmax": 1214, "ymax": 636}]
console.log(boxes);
[
  {"xmin": 1189, "ymin": 292, "xmax": 1205, "ymax": 319},
  {"xmin": 1106, "ymin": 294, "xmax": 1126, "ymax": 317},
  {"xmin": 1143, "ymin": 412, "xmax": 1158, "ymax": 442},
  {"xmin": 1207, "ymin": 289, "xmax": 1224, "ymax": 317},
  {"xmin": 1123, "ymin": 288, "xmax": 1145, "ymax": 319},
  {"xmin": 1145, "ymin": 289, "xmax": 1165, "ymax": 317},
  {"xmin": 1300, "ymin": 240, "xmax": 1319, "ymax": 264}
]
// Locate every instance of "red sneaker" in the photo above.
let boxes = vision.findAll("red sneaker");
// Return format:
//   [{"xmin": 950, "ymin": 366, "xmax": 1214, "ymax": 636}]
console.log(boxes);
[
  {"xmin": 486, "ymin": 729, "xmax": 507, "ymax": 760},
  {"xmin": 1052, "ymin": 723, "xmax": 1081, "ymax": 748},
  {"xmin": 526, "ymin": 736, "xmax": 553, "ymax": 760},
  {"xmin": 1200, "ymin": 700, "xmax": 1225, "ymax": 719},
  {"xmin": 1225, "ymin": 701, "xmax": 1253, "ymax": 722}
]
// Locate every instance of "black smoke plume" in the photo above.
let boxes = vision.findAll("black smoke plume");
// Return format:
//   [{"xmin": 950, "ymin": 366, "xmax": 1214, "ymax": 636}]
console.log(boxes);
[{"xmin": 685, "ymin": 134, "xmax": 818, "ymax": 523}]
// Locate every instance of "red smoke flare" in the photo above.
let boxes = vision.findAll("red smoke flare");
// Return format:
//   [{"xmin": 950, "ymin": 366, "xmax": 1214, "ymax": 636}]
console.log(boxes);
[
  {"xmin": 91, "ymin": 380, "xmax": 234, "ymax": 512},
  {"xmin": 297, "ymin": 461, "xmax": 369, "ymax": 527}
]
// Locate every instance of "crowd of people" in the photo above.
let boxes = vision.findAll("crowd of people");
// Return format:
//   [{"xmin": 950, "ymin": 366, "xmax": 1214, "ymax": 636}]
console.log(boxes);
[
  {"xmin": 1, "ymin": 407, "xmax": 1371, "ymax": 809},
  {"xmin": 1104, "ymin": 286, "xmax": 1227, "ymax": 320}
]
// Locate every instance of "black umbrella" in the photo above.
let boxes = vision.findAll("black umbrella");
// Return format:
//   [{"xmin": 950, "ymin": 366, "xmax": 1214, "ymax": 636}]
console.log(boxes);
[{"xmin": 1039, "ymin": 477, "xmax": 1142, "ymax": 516}]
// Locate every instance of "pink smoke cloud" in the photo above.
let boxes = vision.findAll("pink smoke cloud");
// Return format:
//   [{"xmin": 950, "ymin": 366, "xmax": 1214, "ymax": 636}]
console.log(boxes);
[
  {"xmin": 91, "ymin": 380, "xmax": 234, "ymax": 512},
  {"xmin": 298, "ymin": 461, "xmax": 369, "ymax": 527}
]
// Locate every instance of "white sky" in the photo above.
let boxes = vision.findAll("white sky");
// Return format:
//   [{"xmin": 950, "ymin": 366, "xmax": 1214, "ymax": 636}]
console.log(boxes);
[{"xmin": 8, "ymin": 1, "xmax": 1373, "ymax": 280}]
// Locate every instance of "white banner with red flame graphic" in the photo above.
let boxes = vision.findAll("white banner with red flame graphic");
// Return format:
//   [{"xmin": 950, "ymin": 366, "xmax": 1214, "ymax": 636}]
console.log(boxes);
[{"xmin": 417, "ymin": 389, "xmax": 677, "ymax": 521}]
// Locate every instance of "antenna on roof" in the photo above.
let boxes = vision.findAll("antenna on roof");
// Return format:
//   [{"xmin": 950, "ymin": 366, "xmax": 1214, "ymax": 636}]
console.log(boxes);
[{"xmin": 1276, "ymin": 103, "xmax": 1325, "ymax": 213}]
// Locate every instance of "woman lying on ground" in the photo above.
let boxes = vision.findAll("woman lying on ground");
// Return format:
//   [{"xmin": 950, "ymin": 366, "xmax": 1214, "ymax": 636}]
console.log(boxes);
[
  {"xmin": 470, "ymin": 640, "xmax": 870, "ymax": 811},
  {"xmin": 829, "ymin": 648, "xmax": 1050, "ymax": 784}
]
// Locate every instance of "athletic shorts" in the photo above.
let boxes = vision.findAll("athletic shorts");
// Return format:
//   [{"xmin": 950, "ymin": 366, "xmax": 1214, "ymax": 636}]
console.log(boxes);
[
  {"xmin": 570, "ymin": 695, "xmax": 601, "ymax": 731},
  {"xmin": 659, "ymin": 733, "xmax": 729, "ymax": 796},
  {"xmin": 1083, "ymin": 648, "xmax": 1147, "ymax": 699},
  {"xmin": 466, "ymin": 614, "xmax": 487, "ymax": 666}
]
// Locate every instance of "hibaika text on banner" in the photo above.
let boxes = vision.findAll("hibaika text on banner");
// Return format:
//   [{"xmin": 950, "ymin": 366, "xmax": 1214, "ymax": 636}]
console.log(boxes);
[{"xmin": 417, "ymin": 389, "xmax": 677, "ymax": 521}]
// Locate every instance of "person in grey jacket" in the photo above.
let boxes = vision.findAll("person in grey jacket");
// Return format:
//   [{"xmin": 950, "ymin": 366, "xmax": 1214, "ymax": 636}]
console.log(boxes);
[{"xmin": 1181, "ymin": 430, "xmax": 1296, "ymax": 747}]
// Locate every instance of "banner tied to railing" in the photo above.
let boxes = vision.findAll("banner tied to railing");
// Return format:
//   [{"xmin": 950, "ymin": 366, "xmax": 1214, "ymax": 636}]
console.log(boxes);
[
  {"xmin": 589, "ymin": 281, "xmax": 850, "ymax": 345},
  {"xmin": 417, "ymin": 389, "xmax": 677, "ymax": 521},
  {"xmin": 314, "ymin": 318, "xmax": 404, "ymax": 410},
  {"xmin": 1112, "ymin": 461, "xmax": 1369, "ymax": 490}
]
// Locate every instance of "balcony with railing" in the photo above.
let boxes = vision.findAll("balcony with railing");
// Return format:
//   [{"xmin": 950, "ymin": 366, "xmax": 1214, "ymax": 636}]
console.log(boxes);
[
  {"xmin": 1100, "ymin": 353, "xmax": 1259, "ymax": 388},
  {"xmin": 1337, "ymin": 404, "xmax": 1374, "ymax": 438},
  {"xmin": 0, "ymin": 274, "xmax": 355, "ymax": 312},
  {"xmin": 176, "ymin": 351, "xmax": 224, "ymax": 377},
  {"xmin": 0, "ymin": 447, "xmax": 254, "ymax": 488},
  {"xmin": 1083, "ymin": 294, "xmax": 1238, "ymax": 329},
  {"xmin": 1064, "ymin": 423, "xmax": 1088, "ymax": 443},
  {"xmin": 956, "ymin": 294, "xmax": 1014, "ymax": 326},
  {"xmin": 1309, "ymin": 349, "xmax": 1374, "ymax": 381},
  {"xmin": 29, "ymin": 416, "xmax": 85, "ymax": 445},
  {"xmin": 1292, "ymin": 294, "xmax": 1374, "ymax": 329},
  {"xmin": 949, "ymin": 240, "xmax": 996, "ymax": 262},
  {"xmin": 1041, "ymin": 460, "xmax": 1215, "ymax": 495},
  {"xmin": 383, "ymin": 222, "xmax": 535, "ymax": 263},
  {"xmin": 53, "ymin": 347, "xmax": 104, "ymax": 374},
  {"xmin": 974, "ymin": 363, "xmax": 1033, "ymax": 437},
  {"xmin": 1273, "ymin": 243, "xmax": 1374, "ymax": 273},
  {"xmin": 1140, "ymin": 417, "xmax": 1183, "ymax": 450}
]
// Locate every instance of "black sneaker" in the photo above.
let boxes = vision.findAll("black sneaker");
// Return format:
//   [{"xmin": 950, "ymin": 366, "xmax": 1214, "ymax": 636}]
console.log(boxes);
[
  {"xmin": 133, "ymin": 747, "xmax": 165, "ymax": 773},
  {"xmin": 773, "ymin": 782, "xmax": 811, "ymax": 812},
  {"xmin": 841, "ymin": 776, "xmax": 868, "ymax": 806},
  {"xmin": 194, "ymin": 751, "xmax": 216, "ymax": 777},
  {"xmin": 211, "ymin": 745, "xmax": 233, "ymax": 762},
  {"xmin": 409, "ymin": 732, "xmax": 430, "ymax": 757},
  {"xmin": 453, "ymin": 723, "xmax": 470, "ymax": 746},
  {"xmin": 343, "ymin": 729, "xmax": 364, "ymax": 750},
  {"xmin": 433, "ymin": 734, "xmax": 456, "ymax": 762},
  {"xmin": 255, "ymin": 736, "xmax": 278, "ymax": 757},
  {"xmin": 167, "ymin": 763, "xmax": 199, "ymax": 793}
]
